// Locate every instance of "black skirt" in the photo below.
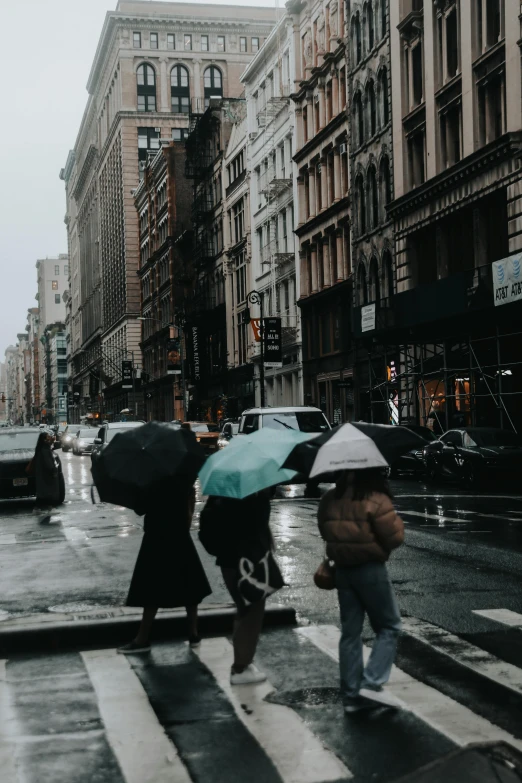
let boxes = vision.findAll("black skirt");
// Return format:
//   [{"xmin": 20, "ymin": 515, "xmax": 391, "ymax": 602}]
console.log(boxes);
[{"xmin": 126, "ymin": 528, "xmax": 212, "ymax": 608}]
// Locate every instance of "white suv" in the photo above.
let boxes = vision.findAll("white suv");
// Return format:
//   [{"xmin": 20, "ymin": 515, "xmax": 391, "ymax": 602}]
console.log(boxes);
[{"xmin": 238, "ymin": 406, "xmax": 331, "ymax": 435}]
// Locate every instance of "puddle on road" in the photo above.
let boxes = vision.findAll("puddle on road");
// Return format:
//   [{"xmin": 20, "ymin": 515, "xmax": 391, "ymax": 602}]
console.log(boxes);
[{"xmin": 48, "ymin": 602, "xmax": 108, "ymax": 614}]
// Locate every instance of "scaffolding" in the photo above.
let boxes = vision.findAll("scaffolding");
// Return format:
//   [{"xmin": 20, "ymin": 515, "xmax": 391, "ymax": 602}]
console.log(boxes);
[{"xmin": 364, "ymin": 329, "xmax": 522, "ymax": 433}]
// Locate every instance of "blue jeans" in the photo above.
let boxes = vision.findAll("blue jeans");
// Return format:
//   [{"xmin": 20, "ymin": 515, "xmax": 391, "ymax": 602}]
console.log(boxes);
[{"xmin": 336, "ymin": 562, "xmax": 401, "ymax": 702}]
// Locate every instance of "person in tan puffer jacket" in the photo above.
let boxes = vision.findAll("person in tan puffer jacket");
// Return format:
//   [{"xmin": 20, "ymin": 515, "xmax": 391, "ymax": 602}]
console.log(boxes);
[{"xmin": 317, "ymin": 469, "xmax": 404, "ymax": 713}]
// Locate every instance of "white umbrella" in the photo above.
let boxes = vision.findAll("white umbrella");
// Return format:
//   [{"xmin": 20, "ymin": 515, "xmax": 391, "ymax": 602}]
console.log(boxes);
[{"xmin": 309, "ymin": 423, "xmax": 389, "ymax": 478}]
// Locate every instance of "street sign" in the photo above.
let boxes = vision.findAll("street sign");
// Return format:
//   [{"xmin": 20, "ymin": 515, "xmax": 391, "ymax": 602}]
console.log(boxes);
[
  {"xmin": 122, "ymin": 360, "xmax": 133, "ymax": 389},
  {"xmin": 264, "ymin": 317, "xmax": 283, "ymax": 368},
  {"xmin": 361, "ymin": 303, "xmax": 376, "ymax": 332},
  {"xmin": 492, "ymin": 255, "xmax": 522, "ymax": 306},
  {"xmin": 167, "ymin": 337, "xmax": 181, "ymax": 375}
]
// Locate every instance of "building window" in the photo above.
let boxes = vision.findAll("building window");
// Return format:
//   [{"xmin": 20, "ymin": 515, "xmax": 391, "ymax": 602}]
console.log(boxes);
[
  {"xmin": 351, "ymin": 13, "xmax": 362, "ymax": 64},
  {"xmin": 201, "ymin": 34, "xmax": 209, "ymax": 51},
  {"xmin": 237, "ymin": 320, "xmax": 248, "ymax": 365},
  {"xmin": 204, "ymin": 66, "xmax": 223, "ymax": 107},
  {"xmin": 440, "ymin": 102, "xmax": 462, "ymax": 169},
  {"xmin": 217, "ymin": 35, "xmax": 226, "ymax": 52},
  {"xmin": 171, "ymin": 65, "xmax": 190, "ymax": 113},
  {"xmin": 232, "ymin": 199, "xmax": 245, "ymax": 244},
  {"xmin": 477, "ymin": 71, "xmax": 505, "ymax": 146},
  {"xmin": 367, "ymin": 166, "xmax": 378, "ymax": 229},
  {"xmin": 52, "ymin": 280, "xmax": 58, "ymax": 290},
  {"xmin": 150, "ymin": 32, "xmax": 158, "ymax": 49},
  {"xmin": 133, "ymin": 32, "xmax": 141, "ymax": 49},
  {"xmin": 366, "ymin": 79, "xmax": 376, "ymax": 137},
  {"xmin": 378, "ymin": 67, "xmax": 389, "ymax": 126},
  {"xmin": 380, "ymin": 156, "xmax": 392, "ymax": 221},
  {"xmin": 55, "ymin": 294, "xmax": 61, "ymax": 304},
  {"xmin": 475, "ymin": 0, "xmax": 503, "ymax": 54},
  {"xmin": 235, "ymin": 252, "xmax": 247, "ymax": 304},
  {"xmin": 54, "ymin": 265, "xmax": 60, "ymax": 275},
  {"xmin": 137, "ymin": 63, "xmax": 156, "ymax": 112},
  {"xmin": 64, "ymin": 265, "xmax": 69, "ymax": 275},
  {"xmin": 412, "ymin": 44, "xmax": 423, "ymax": 107},
  {"xmin": 251, "ymin": 37, "xmax": 259, "ymax": 52},
  {"xmin": 138, "ymin": 127, "xmax": 160, "ymax": 162},
  {"xmin": 355, "ymin": 174, "xmax": 366, "ymax": 235},
  {"xmin": 240, "ymin": 36, "xmax": 247, "ymax": 52},
  {"xmin": 407, "ymin": 127, "xmax": 426, "ymax": 188},
  {"xmin": 364, "ymin": 1, "xmax": 374, "ymax": 52},
  {"xmin": 172, "ymin": 128, "xmax": 188, "ymax": 141},
  {"xmin": 353, "ymin": 90, "xmax": 364, "ymax": 147},
  {"xmin": 369, "ymin": 257, "xmax": 380, "ymax": 304},
  {"xmin": 184, "ymin": 34, "xmax": 192, "ymax": 50},
  {"xmin": 167, "ymin": 33, "xmax": 175, "ymax": 50},
  {"xmin": 357, "ymin": 263, "xmax": 368, "ymax": 306}
]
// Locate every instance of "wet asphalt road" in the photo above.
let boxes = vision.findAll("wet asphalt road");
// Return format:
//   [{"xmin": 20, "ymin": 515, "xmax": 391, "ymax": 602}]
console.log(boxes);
[{"xmin": 3, "ymin": 454, "xmax": 522, "ymax": 781}]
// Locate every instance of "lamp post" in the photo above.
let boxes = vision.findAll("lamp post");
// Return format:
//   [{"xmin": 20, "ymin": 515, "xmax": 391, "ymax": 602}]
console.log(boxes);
[
  {"xmin": 247, "ymin": 290, "xmax": 265, "ymax": 408},
  {"xmin": 137, "ymin": 316, "xmax": 186, "ymax": 420}
]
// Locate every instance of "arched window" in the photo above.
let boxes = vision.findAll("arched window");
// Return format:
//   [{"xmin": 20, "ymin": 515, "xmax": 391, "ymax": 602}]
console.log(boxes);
[
  {"xmin": 355, "ymin": 174, "xmax": 366, "ymax": 235},
  {"xmin": 378, "ymin": 67, "xmax": 389, "ymax": 127},
  {"xmin": 357, "ymin": 262, "xmax": 368, "ymax": 306},
  {"xmin": 204, "ymin": 66, "xmax": 223, "ymax": 108},
  {"xmin": 366, "ymin": 80, "xmax": 377, "ymax": 137},
  {"xmin": 382, "ymin": 249, "xmax": 394, "ymax": 301},
  {"xmin": 365, "ymin": 2, "xmax": 374, "ymax": 52},
  {"xmin": 369, "ymin": 256, "xmax": 380, "ymax": 304},
  {"xmin": 352, "ymin": 15, "xmax": 362, "ymax": 65},
  {"xmin": 380, "ymin": 0, "xmax": 387, "ymax": 38},
  {"xmin": 171, "ymin": 65, "xmax": 190, "ymax": 114},
  {"xmin": 353, "ymin": 91, "xmax": 364, "ymax": 147},
  {"xmin": 380, "ymin": 156, "xmax": 392, "ymax": 222},
  {"xmin": 367, "ymin": 165, "xmax": 378, "ymax": 229},
  {"xmin": 137, "ymin": 63, "xmax": 156, "ymax": 112}
]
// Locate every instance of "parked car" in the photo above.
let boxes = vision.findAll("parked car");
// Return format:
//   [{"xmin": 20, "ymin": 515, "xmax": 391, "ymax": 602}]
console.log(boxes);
[
  {"xmin": 72, "ymin": 427, "xmax": 98, "ymax": 456},
  {"xmin": 423, "ymin": 427, "xmax": 522, "ymax": 488},
  {"xmin": 0, "ymin": 428, "xmax": 64, "ymax": 501},
  {"xmin": 187, "ymin": 422, "xmax": 220, "ymax": 456},
  {"xmin": 217, "ymin": 422, "xmax": 239, "ymax": 449},
  {"xmin": 238, "ymin": 406, "xmax": 331, "ymax": 435},
  {"xmin": 90, "ymin": 421, "xmax": 145, "ymax": 464},
  {"xmin": 390, "ymin": 425, "xmax": 439, "ymax": 477},
  {"xmin": 52, "ymin": 424, "xmax": 68, "ymax": 450}
]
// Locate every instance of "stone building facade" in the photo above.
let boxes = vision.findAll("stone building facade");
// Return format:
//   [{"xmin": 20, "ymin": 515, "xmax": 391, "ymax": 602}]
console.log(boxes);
[
  {"xmin": 62, "ymin": 0, "xmax": 276, "ymax": 420},
  {"xmin": 243, "ymin": 14, "xmax": 302, "ymax": 409},
  {"xmin": 372, "ymin": 0, "xmax": 522, "ymax": 431},
  {"xmin": 289, "ymin": 0, "xmax": 353, "ymax": 425}
]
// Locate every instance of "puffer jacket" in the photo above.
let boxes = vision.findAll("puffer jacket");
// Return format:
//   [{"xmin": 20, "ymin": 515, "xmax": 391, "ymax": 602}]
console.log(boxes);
[{"xmin": 318, "ymin": 487, "xmax": 404, "ymax": 566}]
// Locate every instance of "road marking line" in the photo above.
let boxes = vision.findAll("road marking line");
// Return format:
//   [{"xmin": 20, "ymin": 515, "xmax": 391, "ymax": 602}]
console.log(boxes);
[
  {"xmin": 472, "ymin": 608, "xmax": 522, "ymax": 627},
  {"xmin": 398, "ymin": 510, "xmax": 472, "ymax": 525},
  {"xmin": 81, "ymin": 649, "xmax": 191, "ymax": 783},
  {"xmin": 296, "ymin": 625, "xmax": 522, "ymax": 750},
  {"xmin": 195, "ymin": 636, "xmax": 351, "ymax": 782},
  {"xmin": 402, "ymin": 617, "xmax": 522, "ymax": 698},
  {"xmin": 0, "ymin": 660, "xmax": 20, "ymax": 782}
]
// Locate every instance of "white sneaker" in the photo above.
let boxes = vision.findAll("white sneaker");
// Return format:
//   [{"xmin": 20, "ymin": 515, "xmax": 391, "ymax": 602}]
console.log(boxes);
[
  {"xmin": 230, "ymin": 663, "xmax": 267, "ymax": 685},
  {"xmin": 359, "ymin": 687, "xmax": 403, "ymax": 709}
]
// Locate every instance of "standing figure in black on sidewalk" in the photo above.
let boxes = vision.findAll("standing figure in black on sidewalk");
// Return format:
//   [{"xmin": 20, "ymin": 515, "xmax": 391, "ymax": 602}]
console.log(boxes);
[
  {"xmin": 199, "ymin": 490, "xmax": 283, "ymax": 685},
  {"xmin": 318, "ymin": 469, "xmax": 404, "ymax": 714},
  {"xmin": 31, "ymin": 430, "xmax": 64, "ymax": 519},
  {"xmin": 118, "ymin": 479, "xmax": 211, "ymax": 654}
]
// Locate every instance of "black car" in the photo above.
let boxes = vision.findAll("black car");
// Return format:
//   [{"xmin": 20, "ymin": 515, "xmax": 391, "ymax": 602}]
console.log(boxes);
[
  {"xmin": 390, "ymin": 425, "xmax": 438, "ymax": 477},
  {"xmin": 90, "ymin": 421, "xmax": 145, "ymax": 464},
  {"xmin": 0, "ymin": 428, "xmax": 65, "ymax": 501},
  {"xmin": 423, "ymin": 427, "xmax": 522, "ymax": 488}
]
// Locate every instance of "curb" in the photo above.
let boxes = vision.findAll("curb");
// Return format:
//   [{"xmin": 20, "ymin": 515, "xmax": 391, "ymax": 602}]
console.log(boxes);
[{"xmin": 0, "ymin": 604, "xmax": 297, "ymax": 655}]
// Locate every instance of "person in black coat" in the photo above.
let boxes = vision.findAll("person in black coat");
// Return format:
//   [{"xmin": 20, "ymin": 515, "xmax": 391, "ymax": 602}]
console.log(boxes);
[
  {"xmin": 33, "ymin": 431, "xmax": 61, "ymax": 515},
  {"xmin": 118, "ymin": 478, "xmax": 211, "ymax": 654},
  {"xmin": 199, "ymin": 491, "xmax": 276, "ymax": 685}
]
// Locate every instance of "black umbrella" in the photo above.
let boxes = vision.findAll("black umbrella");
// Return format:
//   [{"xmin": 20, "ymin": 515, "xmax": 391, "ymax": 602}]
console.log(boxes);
[
  {"xmin": 283, "ymin": 422, "xmax": 426, "ymax": 478},
  {"xmin": 91, "ymin": 422, "xmax": 205, "ymax": 509}
]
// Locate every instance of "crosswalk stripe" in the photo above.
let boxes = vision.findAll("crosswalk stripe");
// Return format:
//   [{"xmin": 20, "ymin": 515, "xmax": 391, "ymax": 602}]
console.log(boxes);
[
  {"xmin": 296, "ymin": 625, "xmax": 522, "ymax": 751},
  {"xmin": 402, "ymin": 617, "xmax": 522, "ymax": 698},
  {"xmin": 398, "ymin": 510, "xmax": 469, "ymax": 525},
  {"xmin": 81, "ymin": 649, "xmax": 192, "ymax": 783},
  {"xmin": 0, "ymin": 660, "xmax": 19, "ymax": 783},
  {"xmin": 195, "ymin": 636, "xmax": 351, "ymax": 782},
  {"xmin": 472, "ymin": 608, "xmax": 522, "ymax": 627}
]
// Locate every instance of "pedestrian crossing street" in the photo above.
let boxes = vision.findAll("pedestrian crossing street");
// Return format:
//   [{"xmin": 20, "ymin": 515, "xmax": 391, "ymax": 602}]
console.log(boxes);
[{"xmin": 3, "ymin": 613, "xmax": 522, "ymax": 783}]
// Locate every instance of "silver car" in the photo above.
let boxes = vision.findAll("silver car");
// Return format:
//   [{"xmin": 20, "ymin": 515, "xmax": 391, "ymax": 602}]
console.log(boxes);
[{"xmin": 72, "ymin": 428, "xmax": 98, "ymax": 455}]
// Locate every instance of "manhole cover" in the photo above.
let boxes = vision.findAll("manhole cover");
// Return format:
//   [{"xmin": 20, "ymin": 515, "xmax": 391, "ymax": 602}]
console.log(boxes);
[{"xmin": 48, "ymin": 602, "xmax": 108, "ymax": 614}]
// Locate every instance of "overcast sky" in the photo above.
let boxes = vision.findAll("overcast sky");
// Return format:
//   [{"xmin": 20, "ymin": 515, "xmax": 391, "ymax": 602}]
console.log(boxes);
[{"xmin": 0, "ymin": 0, "xmax": 278, "ymax": 360}]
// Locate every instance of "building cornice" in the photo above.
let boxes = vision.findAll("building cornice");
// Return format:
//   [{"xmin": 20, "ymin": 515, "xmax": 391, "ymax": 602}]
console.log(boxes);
[
  {"xmin": 295, "ymin": 195, "xmax": 351, "ymax": 237},
  {"xmin": 388, "ymin": 132, "xmax": 522, "ymax": 221}
]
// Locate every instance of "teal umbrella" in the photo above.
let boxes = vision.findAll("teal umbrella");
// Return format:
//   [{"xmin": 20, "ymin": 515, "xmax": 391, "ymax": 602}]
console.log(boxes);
[{"xmin": 199, "ymin": 427, "xmax": 317, "ymax": 499}]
